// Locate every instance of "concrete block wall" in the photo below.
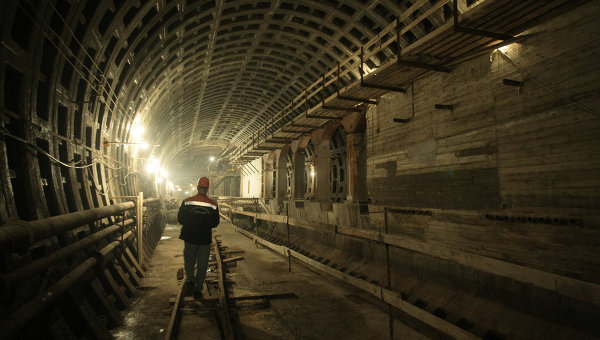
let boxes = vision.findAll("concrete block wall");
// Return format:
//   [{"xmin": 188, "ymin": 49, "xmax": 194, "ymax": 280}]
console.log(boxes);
[
  {"xmin": 240, "ymin": 158, "xmax": 262, "ymax": 198},
  {"xmin": 366, "ymin": 1, "xmax": 600, "ymax": 283},
  {"xmin": 250, "ymin": 3, "xmax": 599, "ymax": 332}
]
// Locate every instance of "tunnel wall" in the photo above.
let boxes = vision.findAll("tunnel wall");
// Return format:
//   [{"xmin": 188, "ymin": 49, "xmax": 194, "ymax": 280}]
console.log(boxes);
[
  {"xmin": 242, "ymin": 3, "xmax": 599, "ymax": 334},
  {"xmin": 364, "ymin": 1, "xmax": 600, "ymax": 283},
  {"xmin": 240, "ymin": 157, "xmax": 262, "ymax": 198}
]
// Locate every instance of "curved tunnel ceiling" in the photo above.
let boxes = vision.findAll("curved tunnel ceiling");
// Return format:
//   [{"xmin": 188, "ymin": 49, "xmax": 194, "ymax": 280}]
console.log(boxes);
[
  {"xmin": 116, "ymin": 0, "xmax": 403, "ymax": 158},
  {"xmin": 3, "ymin": 0, "xmax": 449, "ymax": 182}
]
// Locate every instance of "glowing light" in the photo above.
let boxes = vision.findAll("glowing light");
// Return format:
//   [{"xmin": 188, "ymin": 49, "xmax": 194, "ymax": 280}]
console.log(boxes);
[
  {"xmin": 131, "ymin": 125, "xmax": 145, "ymax": 139},
  {"xmin": 146, "ymin": 156, "xmax": 159, "ymax": 174},
  {"xmin": 177, "ymin": 188, "xmax": 182, "ymax": 192},
  {"xmin": 184, "ymin": 191, "xmax": 189, "ymax": 195},
  {"xmin": 139, "ymin": 142, "xmax": 149, "ymax": 150},
  {"xmin": 311, "ymin": 170, "xmax": 315, "ymax": 177},
  {"xmin": 159, "ymin": 168, "xmax": 168, "ymax": 178},
  {"xmin": 210, "ymin": 156, "xmax": 215, "ymax": 162}
]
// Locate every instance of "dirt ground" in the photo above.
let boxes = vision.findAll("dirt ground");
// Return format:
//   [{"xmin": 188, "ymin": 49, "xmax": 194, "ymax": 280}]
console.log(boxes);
[{"xmin": 111, "ymin": 222, "xmax": 430, "ymax": 339}]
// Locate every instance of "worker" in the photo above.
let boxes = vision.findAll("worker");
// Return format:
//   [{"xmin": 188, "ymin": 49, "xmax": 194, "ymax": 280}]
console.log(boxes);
[{"xmin": 177, "ymin": 176, "xmax": 220, "ymax": 299}]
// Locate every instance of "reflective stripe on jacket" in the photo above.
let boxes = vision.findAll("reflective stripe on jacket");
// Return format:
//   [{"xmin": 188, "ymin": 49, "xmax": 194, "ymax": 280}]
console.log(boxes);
[{"xmin": 177, "ymin": 194, "xmax": 220, "ymax": 245}]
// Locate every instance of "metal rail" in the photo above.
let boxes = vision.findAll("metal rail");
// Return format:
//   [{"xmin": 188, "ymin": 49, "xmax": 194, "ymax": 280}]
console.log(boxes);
[
  {"xmin": 165, "ymin": 236, "xmax": 236, "ymax": 340},
  {"xmin": 0, "ymin": 197, "xmax": 161, "ymax": 338},
  {"xmin": 213, "ymin": 235, "xmax": 235, "ymax": 340}
]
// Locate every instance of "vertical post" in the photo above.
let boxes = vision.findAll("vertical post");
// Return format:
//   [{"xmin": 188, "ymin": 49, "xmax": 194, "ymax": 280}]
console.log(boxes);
[
  {"xmin": 254, "ymin": 199, "xmax": 259, "ymax": 238},
  {"xmin": 121, "ymin": 211, "xmax": 125, "ymax": 243},
  {"xmin": 137, "ymin": 192, "xmax": 144, "ymax": 266},
  {"xmin": 286, "ymin": 203, "xmax": 291, "ymax": 272},
  {"xmin": 304, "ymin": 90, "xmax": 308, "ymax": 117},
  {"xmin": 396, "ymin": 16, "xmax": 401, "ymax": 62},
  {"xmin": 336, "ymin": 63, "xmax": 341, "ymax": 97},
  {"xmin": 322, "ymin": 74, "xmax": 326, "ymax": 106},
  {"xmin": 384, "ymin": 207, "xmax": 394, "ymax": 339},
  {"xmin": 453, "ymin": 0, "xmax": 459, "ymax": 27},
  {"xmin": 360, "ymin": 47, "xmax": 364, "ymax": 85}
]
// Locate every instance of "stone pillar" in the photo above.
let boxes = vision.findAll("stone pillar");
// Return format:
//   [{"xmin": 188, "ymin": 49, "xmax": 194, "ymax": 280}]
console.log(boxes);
[
  {"xmin": 275, "ymin": 151, "xmax": 287, "ymax": 200},
  {"xmin": 292, "ymin": 149, "xmax": 305, "ymax": 198},
  {"xmin": 342, "ymin": 110, "xmax": 367, "ymax": 203},
  {"xmin": 315, "ymin": 140, "xmax": 330, "ymax": 202},
  {"xmin": 264, "ymin": 163, "xmax": 274, "ymax": 198},
  {"xmin": 346, "ymin": 132, "xmax": 367, "ymax": 202}
]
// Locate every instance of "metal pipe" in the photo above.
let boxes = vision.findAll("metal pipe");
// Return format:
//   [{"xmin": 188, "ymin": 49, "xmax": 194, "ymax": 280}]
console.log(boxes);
[
  {"xmin": 99, "ymin": 230, "xmax": 134, "ymax": 258},
  {"xmin": 0, "ymin": 202, "xmax": 135, "ymax": 249},
  {"xmin": 1, "ymin": 219, "xmax": 134, "ymax": 287},
  {"xmin": 0, "ymin": 257, "xmax": 97, "ymax": 339},
  {"xmin": 0, "ymin": 231, "xmax": 135, "ymax": 339},
  {"xmin": 144, "ymin": 197, "xmax": 161, "ymax": 206}
]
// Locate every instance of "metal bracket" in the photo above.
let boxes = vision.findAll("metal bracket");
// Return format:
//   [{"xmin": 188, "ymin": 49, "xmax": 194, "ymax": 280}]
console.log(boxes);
[
  {"xmin": 291, "ymin": 122, "xmax": 318, "ymax": 128},
  {"xmin": 502, "ymin": 79, "xmax": 523, "ymax": 87},
  {"xmin": 397, "ymin": 59, "xmax": 451, "ymax": 73},
  {"xmin": 267, "ymin": 137, "xmax": 292, "ymax": 143},
  {"xmin": 453, "ymin": 0, "xmax": 512, "ymax": 41},
  {"xmin": 434, "ymin": 104, "xmax": 454, "ymax": 110},
  {"xmin": 360, "ymin": 47, "xmax": 406, "ymax": 93},
  {"xmin": 361, "ymin": 81, "xmax": 406, "ymax": 93},
  {"xmin": 453, "ymin": 25, "xmax": 513, "ymax": 41},
  {"xmin": 322, "ymin": 105, "xmax": 361, "ymax": 112},
  {"xmin": 281, "ymin": 129, "xmax": 310, "ymax": 134},
  {"xmin": 337, "ymin": 95, "xmax": 377, "ymax": 105},
  {"xmin": 393, "ymin": 117, "xmax": 412, "ymax": 123},
  {"xmin": 306, "ymin": 114, "xmax": 343, "ymax": 120}
]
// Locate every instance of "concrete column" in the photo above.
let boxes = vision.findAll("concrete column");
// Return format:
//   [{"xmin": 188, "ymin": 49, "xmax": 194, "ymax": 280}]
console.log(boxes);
[
  {"xmin": 315, "ymin": 140, "xmax": 330, "ymax": 202},
  {"xmin": 346, "ymin": 132, "xmax": 367, "ymax": 202},
  {"xmin": 292, "ymin": 149, "xmax": 305, "ymax": 198},
  {"xmin": 275, "ymin": 154, "xmax": 287, "ymax": 200},
  {"xmin": 264, "ymin": 162, "xmax": 274, "ymax": 198},
  {"xmin": 342, "ymin": 110, "xmax": 368, "ymax": 203}
]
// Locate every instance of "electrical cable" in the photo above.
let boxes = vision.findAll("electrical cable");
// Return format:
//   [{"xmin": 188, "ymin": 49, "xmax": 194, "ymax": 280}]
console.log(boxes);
[
  {"xmin": 18, "ymin": 2, "xmax": 132, "ymax": 124},
  {"xmin": 0, "ymin": 127, "xmax": 94, "ymax": 169}
]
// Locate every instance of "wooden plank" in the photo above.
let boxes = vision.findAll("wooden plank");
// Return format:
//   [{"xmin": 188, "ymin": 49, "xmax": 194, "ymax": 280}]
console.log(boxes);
[
  {"xmin": 165, "ymin": 278, "xmax": 185, "ymax": 340},
  {"xmin": 233, "ymin": 225, "xmax": 478, "ymax": 340},
  {"xmin": 336, "ymin": 226, "xmax": 600, "ymax": 305},
  {"xmin": 213, "ymin": 236, "xmax": 235, "ymax": 340},
  {"xmin": 174, "ymin": 292, "xmax": 296, "ymax": 303},
  {"xmin": 125, "ymin": 247, "xmax": 146, "ymax": 277},
  {"xmin": 112, "ymin": 263, "xmax": 136, "ymax": 297},
  {"xmin": 101, "ymin": 268, "xmax": 130, "ymax": 309},
  {"xmin": 119, "ymin": 254, "xmax": 142, "ymax": 286},
  {"xmin": 89, "ymin": 278, "xmax": 122, "ymax": 328},
  {"xmin": 208, "ymin": 256, "xmax": 245, "ymax": 266},
  {"xmin": 68, "ymin": 289, "xmax": 111, "ymax": 340}
]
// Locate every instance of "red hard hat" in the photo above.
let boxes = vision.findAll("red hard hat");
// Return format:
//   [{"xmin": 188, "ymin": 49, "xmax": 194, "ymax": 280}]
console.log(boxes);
[{"xmin": 197, "ymin": 177, "xmax": 209, "ymax": 188}]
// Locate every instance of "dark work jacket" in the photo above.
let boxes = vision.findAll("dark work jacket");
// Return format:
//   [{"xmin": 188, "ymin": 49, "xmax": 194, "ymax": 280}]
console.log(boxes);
[{"xmin": 177, "ymin": 193, "xmax": 220, "ymax": 245}]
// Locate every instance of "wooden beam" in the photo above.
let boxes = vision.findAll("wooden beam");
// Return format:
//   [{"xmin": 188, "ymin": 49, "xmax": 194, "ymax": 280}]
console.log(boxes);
[
  {"xmin": 213, "ymin": 236, "xmax": 235, "ymax": 340},
  {"xmin": 233, "ymin": 226, "xmax": 478, "ymax": 340},
  {"xmin": 337, "ymin": 95, "xmax": 378, "ymax": 105},
  {"xmin": 306, "ymin": 114, "xmax": 343, "ymax": 120},
  {"xmin": 230, "ymin": 209, "xmax": 600, "ymax": 306},
  {"xmin": 164, "ymin": 276, "xmax": 185, "ymax": 340}
]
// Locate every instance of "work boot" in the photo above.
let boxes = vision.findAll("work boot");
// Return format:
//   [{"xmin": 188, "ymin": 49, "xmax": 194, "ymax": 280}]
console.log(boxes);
[
  {"xmin": 193, "ymin": 288, "xmax": 203, "ymax": 300},
  {"xmin": 184, "ymin": 281, "xmax": 194, "ymax": 296}
]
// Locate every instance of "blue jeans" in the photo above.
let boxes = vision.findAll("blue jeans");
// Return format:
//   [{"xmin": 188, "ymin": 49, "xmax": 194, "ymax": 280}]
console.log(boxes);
[{"xmin": 183, "ymin": 242, "xmax": 212, "ymax": 290}]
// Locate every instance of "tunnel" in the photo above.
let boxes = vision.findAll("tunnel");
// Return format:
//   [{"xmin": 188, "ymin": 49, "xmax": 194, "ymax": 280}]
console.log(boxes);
[{"xmin": 0, "ymin": 0, "xmax": 599, "ymax": 339}]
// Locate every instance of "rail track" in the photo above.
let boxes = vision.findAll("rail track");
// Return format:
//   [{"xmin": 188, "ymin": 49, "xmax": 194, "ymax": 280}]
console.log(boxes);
[{"xmin": 164, "ymin": 235, "xmax": 294, "ymax": 340}]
